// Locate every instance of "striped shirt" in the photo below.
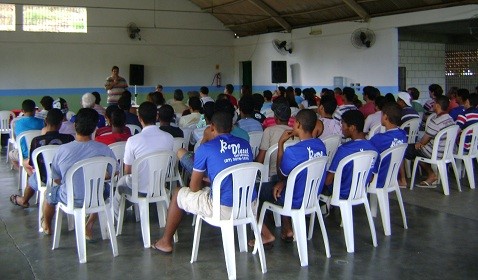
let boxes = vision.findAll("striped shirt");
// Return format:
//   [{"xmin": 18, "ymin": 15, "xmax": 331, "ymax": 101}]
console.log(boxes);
[
  {"xmin": 423, "ymin": 99, "xmax": 435, "ymax": 114},
  {"xmin": 401, "ymin": 106, "xmax": 420, "ymax": 123},
  {"xmin": 333, "ymin": 104, "xmax": 357, "ymax": 122},
  {"xmin": 423, "ymin": 113, "xmax": 454, "ymax": 158},
  {"xmin": 456, "ymin": 107, "xmax": 478, "ymax": 151}
]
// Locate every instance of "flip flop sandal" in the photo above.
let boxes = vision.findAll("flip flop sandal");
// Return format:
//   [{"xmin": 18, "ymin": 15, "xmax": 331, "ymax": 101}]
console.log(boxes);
[
  {"xmin": 9, "ymin": 194, "xmax": 29, "ymax": 208},
  {"xmin": 151, "ymin": 242, "xmax": 173, "ymax": 255},
  {"xmin": 416, "ymin": 181, "xmax": 437, "ymax": 188}
]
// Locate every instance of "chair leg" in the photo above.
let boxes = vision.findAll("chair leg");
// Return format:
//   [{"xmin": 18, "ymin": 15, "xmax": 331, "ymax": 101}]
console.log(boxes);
[
  {"xmin": 291, "ymin": 212, "xmax": 308, "ymax": 266},
  {"xmin": 436, "ymin": 163, "xmax": 450, "ymax": 195},
  {"xmin": 463, "ymin": 158, "xmax": 476, "ymax": 189},
  {"xmin": 74, "ymin": 210, "xmax": 87, "ymax": 263},
  {"xmin": 405, "ymin": 159, "xmax": 411, "ymax": 178},
  {"xmin": 253, "ymin": 206, "xmax": 268, "ymax": 254},
  {"xmin": 98, "ymin": 211, "xmax": 108, "ymax": 240},
  {"xmin": 190, "ymin": 217, "xmax": 203, "ymax": 263},
  {"xmin": 38, "ymin": 188, "xmax": 45, "ymax": 232},
  {"xmin": 105, "ymin": 207, "xmax": 119, "ymax": 257},
  {"xmin": 67, "ymin": 214, "xmax": 75, "ymax": 231},
  {"xmin": 138, "ymin": 200, "xmax": 151, "ymax": 248},
  {"xmin": 338, "ymin": 204, "xmax": 354, "ymax": 253},
  {"xmin": 450, "ymin": 160, "xmax": 461, "ymax": 192},
  {"xmin": 116, "ymin": 196, "xmax": 126, "ymax": 236},
  {"xmin": 236, "ymin": 224, "xmax": 248, "ymax": 253},
  {"xmin": 376, "ymin": 190, "xmax": 391, "ymax": 236},
  {"xmin": 409, "ymin": 159, "xmax": 420, "ymax": 190},
  {"xmin": 369, "ymin": 193, "xmax": 378, "ymax": 217},
  {"xmin": 220, "ymin": 223, "xmax": 236, "ymax": 280},
  {"xmin": 134, "ymin": 204, "xmax": 140, "ymax": 222},
  {"xmin": 307, "ymin": 212, "xmax": 315, "ymax": 240},
  {"xmin": 363, "ymin": 199, "xmax": 378, "ymax": 247},
  {"xmin": 315, "ymin": 207, "xmax": 331, "ymax": 258},
  {"xmin": 273, "ymin": 212, "xmax": 282, "ymax": 227},
  {"xmin": 156, "ymin": 201, "xmax": 167, "ymax": 228},
  {"xmin": 52, "ymin": 206, "xmax": 63, "ymax": 250},
  {"xmin": 250, "ymin": 219, "xmax": 267, "ymax": 273},
  {"xmin": 394, "ymin": 189, "xmax": 408, "ymax": 229}
]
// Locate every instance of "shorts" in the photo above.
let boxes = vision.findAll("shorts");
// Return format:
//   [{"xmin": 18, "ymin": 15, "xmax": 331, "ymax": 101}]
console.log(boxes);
[
  {"xmin": 177, "ymin": 187, "xmax": 257, "ymax": 220},
  {"xmin": 28, "ymin": 174, "xmax": 39, "ymax": 192},
  {"xmin": 405, "ymin": 144, "xmax": 429, "ymax": 160},
  {"xmin": 179, "ymin": 152, "xmax": 195, "ymax": 176}
]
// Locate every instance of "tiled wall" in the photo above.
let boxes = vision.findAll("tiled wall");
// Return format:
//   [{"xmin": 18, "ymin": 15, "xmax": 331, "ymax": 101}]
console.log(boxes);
[{"xmin": 399, "ymin": 41, "xmax": 446, "ymax": 104}]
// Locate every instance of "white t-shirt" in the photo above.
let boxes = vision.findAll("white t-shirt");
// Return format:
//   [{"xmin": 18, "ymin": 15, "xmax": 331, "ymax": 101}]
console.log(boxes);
[{"xmin": 364, "ymin": 111, "xmax": 382, "ymax": 133}]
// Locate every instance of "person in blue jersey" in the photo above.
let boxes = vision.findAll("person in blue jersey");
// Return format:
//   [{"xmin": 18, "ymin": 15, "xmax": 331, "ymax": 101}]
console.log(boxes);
[
  {"xmin": 456, "ymin": 93, "xmax": 478, "ymax": 152},
  {"xmin": 253, "ymin": 109, "xmax": 327, "ymax": 247},
  {"xmin": 152, "ymin": 111, "xmax": 253, "ymax": 253},
  {"xmin": 449, "ymin": 88, "xmax": 468, "ymax": 121},
  {"xmin": 370, "ymin": 103, "xmax": 407, "ymax": 188},
  {"xmin": 324, "ymin": 110, "xmax": 380, "ymax": 199}
]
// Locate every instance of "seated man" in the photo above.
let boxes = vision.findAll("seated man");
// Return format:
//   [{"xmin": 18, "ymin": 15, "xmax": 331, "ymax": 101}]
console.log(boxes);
[
  {"xmin": 70, "ymin": 93, "xmax": 106, "ymax": 128},
  {"xmin": 256, "ymin": 109, "xmax": 327, "ymax": 245},
  {"xmin": 318, "ymin": 94, "xmax": 342, "ymax": 139},
  {"xmin": 324, "ymin": 110, "xmax": 379, "ymax": 199},
  {"xmin": 152, "ymin": 111, "xmax": 253, "ymax": 253},
  {"xmin": 179, "ymin": 96, "xmax": 202, "ymax": 128},
  {"xmin": 10, "ymin": 109, "xmax": 75, "ymax": 208},
  {"xmin": 8, "ymin": 99, "xmax": 45, "ymax": 169},
  {"xmin": 364, "ymin": 96, "xmax": 385, "ymax": 134},
  {"xmin": 42, "ymin": 108, "xmax": 117, "ymax": 234},
  {"xmin": 158, "ymin": 105, "xmax": 184, "ymax": 138},
  {"xmin": 36, "ymin": 96, "xmax": 54, "ymax": 120},
  {"xmin": 237, "ymin": 95, "xmax": 263, "ymax": 133},
  {"xmin": 402, "ymin": 96, "xmax": 454, "ymax": 187},
  {"xmin": 369, "ymin": 103, "xmax": 407, "ymax": 187},
  {"xmin": 118, "ymin": 95, "xmax": 142, "ymax": 128},
  {"xmin": 95, "ymin": 107, "xmax": 131, "ymax": 145},
  {"xmin": 456, "ymin": 93, "xmax": 478, "ymax": 151},
  {"xmin": 54, "ymin": 98, "xmax": 76, "ymax": 136},
  {"xmin": 449, "ymin": 88, "xmax": 468, "ymax": 121},
  {"xmin": 397, "ymin": 92, "xmax": 420, "ymax": 124},
  {"xmin": 113, "ymin": 102, "xmax": 174, "ymax": 215}
]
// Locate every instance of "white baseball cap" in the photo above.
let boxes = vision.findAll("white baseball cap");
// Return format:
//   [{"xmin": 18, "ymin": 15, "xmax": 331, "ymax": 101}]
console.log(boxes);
[{"xmin": 397, "ymin": 92, "xmax": 412, "ymax": 107}]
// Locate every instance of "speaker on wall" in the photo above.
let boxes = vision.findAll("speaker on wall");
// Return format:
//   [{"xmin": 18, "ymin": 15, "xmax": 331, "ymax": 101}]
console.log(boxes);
[
  {"xmin": 271, "ymin": 61, "xmax": 287, "ymax": 84},
  {"xmin": 129, "ymin": 64, "xmax": 144, "ymax": 86}
]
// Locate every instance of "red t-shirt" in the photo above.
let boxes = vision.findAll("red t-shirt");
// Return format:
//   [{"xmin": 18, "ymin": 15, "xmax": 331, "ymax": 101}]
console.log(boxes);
[
  {"xmin": 335, "ymin": 95, "xmax": 344, "ymax": 106},
  {"xmin": 95, "ymin": 131, "xmax": 131, "ymax": 146},
  {"xmin": 262, "ymin": 117, "xmax": 296, "ymax": 129},
  {"xmin": 227, "ymin": 94, "xmax": 238, "ymax": 108}
]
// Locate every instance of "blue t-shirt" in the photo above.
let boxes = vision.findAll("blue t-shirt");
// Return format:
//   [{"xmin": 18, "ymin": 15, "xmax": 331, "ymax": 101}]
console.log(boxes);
[
  {"xmin": 401, "ymin": 106, "xmax": 420, "ymax": 123},
  {"xmin": 51, "ymin": 140, "xmax": 116, "ymax": 206},
  {"xmin": 237, "ymin": 118, "xmax": 263, "ymax": 133},
  {"xmin": 278, "ymin": 138, "xmax": 327, "ymax": 209},
  {"xmin": 15, "ymin": 116, "xmax": 45, "ymax": 158},
  {"xmin": 370, "ymin": 128, "xmax": 407, "ymax": 188},
  {"xmin": 449, "ymin": 105, "xmax": 465, "ymax": 121},
  {"xmin": 328, "ymin": 139, "xmax": 380, "ymax": 199},
  {"xmin": 193, "ymin": 134, "xmax": 253, "ymax": 207}
]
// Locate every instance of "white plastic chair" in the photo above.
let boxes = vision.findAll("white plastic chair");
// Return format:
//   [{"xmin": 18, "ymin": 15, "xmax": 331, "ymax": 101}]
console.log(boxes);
[
  {"xmin": 410, "ymin": 125, "xmax": 460, "ymax": 195},
  {"xmin": 181, "ymin": 125, "xmax": 196, "ymax": 149},
  {"xmin": 52, "ymin": 156, "xmax": 118, "ymax": 264},
  {"xmin": 126, "ymin": 124, "xmax": 141, "ymax": 135},
  {"xmin": 248, "ymin": 131, "xmax": 263, "ymax": 159},
  {"xmin": 400, "ymin": 118, "xmax": 421, "ymax": 178},
  {"xmin": 256, "ymin": 157, "xmax": 330, "ymax": 266},
  {"xmin": 0, "ymin": 111, "xmax": 15, "ymax": 162},
  {"xmin": 108, "ymin": 141, "xmax": 127, "ymax": 178},
  {"xmin": 330, "ymin": 151, "xmax": 378, "ymax": 253},
  {"xmin": 169, "ymin": 137, "xmax": 185, "ymax": 189},
  {"xmin": 453, "ymin": 122, "xmax": 478, "ymax": 189},
  {"xmin": 191, "ymin": 162, "xmax": 267, "ymax": 280},
  {"xmin": 32, "ymin": 145, "xmax": 60, "ymax": 232},
  {"xmin": 367, "ymin": 124, "xmax": 385, "ymax": 140},
  {"xmin": 321, "ymin": 134, "xmax": 341, "ymax": 167},
  {"xmin": 367, "ymin": 144, "xmax": 408, "ymax": 236},
  {"xmin": 15, "ymin": 130, "xmax": 42, "ymax": 192},
  {"xmin": 116, "ymin": 151, "xmax": 177, "ymax": 248}
]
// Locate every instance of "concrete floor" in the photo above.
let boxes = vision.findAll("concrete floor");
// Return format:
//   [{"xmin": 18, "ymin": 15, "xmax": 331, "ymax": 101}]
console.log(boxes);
[{"xmin": 1, "ymin": 147, "xmax": 477, "ymax": 279}]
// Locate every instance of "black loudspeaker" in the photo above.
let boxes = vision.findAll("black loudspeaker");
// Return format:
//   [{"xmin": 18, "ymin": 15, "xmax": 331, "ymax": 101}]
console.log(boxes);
[
  {"xmin": 129, "ymin": 64, "xmax": 144, "ymax": 85},
  {"xmin": 271, "ymin": 61, "xmax": 287, "ymax": 84}
]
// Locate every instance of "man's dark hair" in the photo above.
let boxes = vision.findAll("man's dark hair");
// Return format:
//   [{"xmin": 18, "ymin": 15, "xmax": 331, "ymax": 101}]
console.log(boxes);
[
  {"xmin": 122, "ymin": 90, "xmax": 132, "ymax": 99},
  {"xmin": 211, "ymin": 111, "xmax": 232, "ymax": 133},
  {"xmin": 105, "ymin": 105, "xmax": 119, "ymax": 120},
  {"xmin": 384, "ymin": 93, "xmax": 396, "ymax": 103},
  {"xmin": 435, "ymin": 95, "xmax": 449, "ymax": 111},
  {"xmin": 22, "ymin": 99, "xmax": 36, "ymax": 113},
  {"xmin": 343, "ymin": 87, "xmax": 356, "ymax": 103},
  {"xmin": 362, "ymin": 86, "xmax": 377, "ymax": 101},
  {"xmin": 117, "ymin": 96, "xmax": 132, "ymax": 111},
  {"xmin": 295, "ymin": 88, "xmax": 302, "ymax": 96},
  {"xmin": 45, "ymin": 108, "xmax": 64, "ymax": 126},
  {"xmin": 469, "ymin": 94, "xmax": 478, "ymax": 107},
  {"xmin": 203, "ymin": 102, "xmax": 215, "ymax": 122},
  {"xmin": 75, "ymin": 108, "xmax": 99, "ymax": 136},
  {"xmin": 381, "ymin": 102, "xmax": 402, "ymax": 126},
  {"xmin": 111, "ymin": 66, "xmax": 119, "ymax": 71},
  {"xmin": 239, "ymin": 95, "xmax": 255, "ymax": 115},
  {"xmin": 138, "ymin": 101, "xmax": 158, "ymax": 125},
  {"xmin": 214, "ymin": 99, "xmax": 235, "ymax": 117},
  {"xmin": 342, "ymin": 110, "xmax": 365, "ymax": 133},
  {"xmin": 374, "ymin": 96, "xmax": 386, "ymax": 110},
  {"xmin": 295, "ymin": 109, "xmax": 317, "ymax": 133},
  {"xmin": 252, "ymin": 93, "xmax": 265, "ymax": 111},
  {"xmin": 429, "ymin": 84, "xmax": 443, "ymax": 96},
  {"xmin": 188, "ymin": 96, "xmax": 202, "ymax": 111},
  {"xmin": 158, "ymin": 104, "xmax": 175, "ymax": 123},
  {"xmin": 320, "ymin": 94, "xmax": 337, "ymax": 115},
  {"xmin": 457, "ymin": 88, "xmax": 470, "ymax": 102},
  {"xmin": 40, "ymin": 96, "xmax": 54, "ymax": 110},
  {"xmin": 408, "ymin": 87, "xmax": 420, "ymax": 100},
  {"xmin": 200, "ymin": 86, "xmax": 209, "ymax": 95},
  {"xmin": 174, "ymin": 89, "xmax": 184, "ymax": 101},
  {"xmin": 91, "ymin": 92, "xmax": 101, "ymax": 105},
  {"xmin": 225, "ymin": 84, "xmax": 234, "ymax": 94},
  {"xmin": 263, "ymin": 90, "xmax": 273, "ymax": 101},
  {"xmin": 148, "ymin": 91, "xmax": 165, "ymax": 106},
  {"xmin": 110, "ymin": 107, "xmax": 126, "ymax": 127}
]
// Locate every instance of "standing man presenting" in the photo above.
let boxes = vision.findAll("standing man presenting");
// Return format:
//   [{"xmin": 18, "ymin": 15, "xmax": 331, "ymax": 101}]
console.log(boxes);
[{"xmin": 105, "ymin": 66, "xmax": 128, "ymax": 105}]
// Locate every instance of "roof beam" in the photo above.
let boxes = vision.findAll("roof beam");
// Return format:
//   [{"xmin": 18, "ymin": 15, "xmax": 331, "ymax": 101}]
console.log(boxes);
[
  {"xmin": 247, "ymin": 0, "xmax": 291, "ymax": 32},
  {"xmin": 201, "ymin": 0, "xmax": 246, "ymax": 12},
  {"xmin": 342, "ymin": 0, "xmax": 370, "ymax": 21}
]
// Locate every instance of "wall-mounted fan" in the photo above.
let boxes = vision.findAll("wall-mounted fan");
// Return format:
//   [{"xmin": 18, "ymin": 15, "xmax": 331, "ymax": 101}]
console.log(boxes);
[
  {"xmin": 127, "ymin": 22, "xmax": 141, "ymax": 40},
  {"xmin": 351, "ymin": 28, "xmax": 375, "ymax": 49},
  {"xmin": 469, "ymin": 15, "xmax": 478, "ymax": 40},
  {"xmin": 272, "ymin": 39, "xmax": 292, "ymax": 55}
]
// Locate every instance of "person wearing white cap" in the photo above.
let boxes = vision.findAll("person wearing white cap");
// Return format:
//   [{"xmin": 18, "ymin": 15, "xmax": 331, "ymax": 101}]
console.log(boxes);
[{"xmin": 397, "ymin": 91, "xmax": 419, "ymax": 123}]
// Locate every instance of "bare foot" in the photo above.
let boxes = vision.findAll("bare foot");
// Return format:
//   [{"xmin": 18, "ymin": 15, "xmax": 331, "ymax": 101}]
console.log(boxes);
[{"xmin": 152, "ymin": 238, "xmax": 173, "ymax": 253}]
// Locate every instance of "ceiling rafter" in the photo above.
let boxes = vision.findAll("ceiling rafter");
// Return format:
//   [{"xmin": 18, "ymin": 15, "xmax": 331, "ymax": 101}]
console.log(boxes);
[
  {"xmin": 201, "ymin": 0, "xmax": 246, "ymax": 12},
  {"xmin": 342, "ymin": 0, "xmax": 370, "ymax": 21},
  {"xmin": 247, "ymin": 0, "xmax": 292, "ymax": 32}
]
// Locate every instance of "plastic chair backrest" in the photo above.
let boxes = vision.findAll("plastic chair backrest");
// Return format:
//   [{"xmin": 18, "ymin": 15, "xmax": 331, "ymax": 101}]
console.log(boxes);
[
  {"xmin": 126, "ymin": 124, "xmax": 141, "ymax": 135},
  {"xmin": 173, "ymin": 137, "xmax": 185, "ymax": 152},
  {"xmin": 429, "ymin": 125, "xmax": 458, "ymax": 161},
  {"xmin": 321, "ymin": 134, "xmax": 341, "ymax": 163},
  {"xmin": 181, "ymin": 126, "xmax": 195, "ymax": 148},
  {"xmin": 400, "ymin": 118, "xmax": 421, "ymax": 144},
  {"xmin": 210, "ymin": 162, "xmax": 264, "ymax": 221},
  {"xmin": 16, "ymin": 130, "xmax": 42, "ymax": 163},
  {"xmin": 456, "ymin": 122, "xmax": 478, "ymax": 157},
  {"xmin": 248, "ymin": 131, "xmax": 263, "ymax": 158},
  {"xmin": 0, "ymin": 110, "xmax": 14, "ymax": 133},
  {"xmin": 262, "ymin": 139, "xmax": 299, "ymax": 181},
  {"xmin": 331, "ymin": 151, "xmax": 378, "ymax": 205},
  {"xmin": 31, "ymin": 145, "xmax": 60, "ymax": 189},
  {"xmin": 371, "ymin": 144, "xmax": 407, "ymax": 189},
  {"xmin": 367, "ymin": 124, "xmax": 384, "ymax": 140},
  {"xmin": 108, "ymin": 141, "xmax": 126, "ymax": 177},
  {"xmin": 64, "ymin": 156, "xmax": 116, "ymax": 212},
  {"xmin": 282, "ymin": 156, "xmax": 328, "ymax": 211},
  {"xmin": 131, "ymin": 151, "xmax": 174, "ymax": 199}
]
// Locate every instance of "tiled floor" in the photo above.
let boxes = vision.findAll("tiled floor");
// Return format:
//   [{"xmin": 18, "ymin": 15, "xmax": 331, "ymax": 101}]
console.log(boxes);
[{"xmin": 1, "ymin": 147, "xmax": 477, "ymax": 279}]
